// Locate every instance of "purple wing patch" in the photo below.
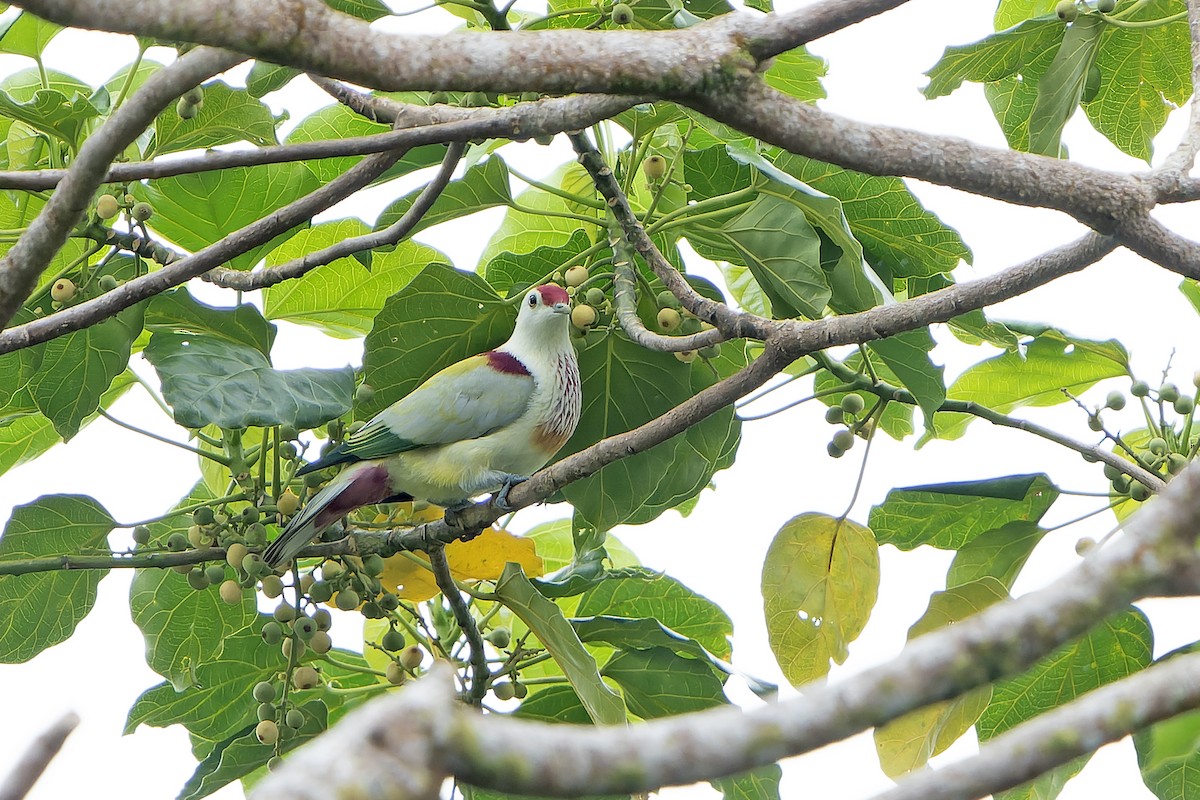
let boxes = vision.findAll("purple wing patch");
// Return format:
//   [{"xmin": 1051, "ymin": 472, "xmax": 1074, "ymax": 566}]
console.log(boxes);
[
  {"xmin": 317, "ymin": 464, "xmax": 392, "ymax": 529},
  {"xmin": 537, "ymin": 284, "xmax": 569, "ymax": 306},
  {"xmin": 486, "ymin": 350, "xmax": 532, "ymax": 376}
]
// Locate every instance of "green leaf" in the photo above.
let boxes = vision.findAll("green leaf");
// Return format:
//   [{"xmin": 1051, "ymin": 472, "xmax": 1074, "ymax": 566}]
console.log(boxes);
[
  {"xmin": 932, "ymin": 328, "xmax": 1129, "ymax": 442},
  {"xmin": 762, "ymin": 513, "xmax": 879, "ymax": 687},
  {"xmin": 761, "ymin": 48, "xmax": 826, "ymax": 101},
  {"xmin": 1082, "ymin": 0, "xmax": 1192, "ymax": 162},
  {"xmin": 601, "ymin": 646, "xmax": 726, "ymax": 718},
  {"xmin": 923, "ymin": 18, "xmax": 1065, "ymax": 100},
  {"xmin": 0, "ymin": 85, "xmax": 107, "ymax": 150},
  {"xmin": 245, "ymin": 61, "xmax": 299, "ymax": 98},
  {"xmin": 495, "ymin": 563, "xmax": 626, "ymax": 724},
  {"xmin": 995, "ymin": 0, "xmax": 1057, "ymax": 29},
  {"xmin": 947, "ymin": 520, "xmax": 1046, "ymax": 590},
  {"xmin": 375, "ymin": 155, "xmax": 513, "ymax": 236},
  {"xmin": 479, "ymin": 161, "xmax": 602, "ymax": 265},
  {"xmin": 361, "ymin": 264, "xmax": 515, "ymax": 417},
  {"xmin": 576, "ymin": 574, "xmax": 732, "ymax": 660},
  {"xmin": 0, "ymin": 495, "xmax": 114, "ymax": 662},
  {"xmin": 874, "ymin": 578, "xmax": 1008, "ymax": 777},
  {"xmin": 145, "ymin": 328, "xmax": 354, "ymax": 431},
  {"xmin": 262, "ymin": 219, "xmax": 447, "ymax": 337},
  {"xmin": 1029, "ymin": 15, "xmax": 1104, "ymax": 157},
  {"xmin": 483, "ymin": 229, "xmax": 594, "ymax": 292},
  {"xmin": 152, "ymin": 81, "xmax": 278, "ymax": 156},
  {"xmin": 26, "ymin": 301, "xmax": 143, "ymax": 440},
  {"xmin": 866, "ymin": 329, "xmax": 946, "ymax": 430},
  {"xmin": 132, "ymin": 162, "xmax": 318, "ymax": 271},
  {"xmin": 770, "ymin": 151, "xmax": 972, "ymax": 280},
  {"xmin": 514, "ymin": 684, "xmax": 592, "ymax": 724},
  {"xmin": 559, "ymin": 329, "xmax": 739, "ymax": 530},
  {"xmin": 1133, "ymin": 643, "xmax": 1200, "ymax": 798},
  {"xmin": 324, "ymin": 0, "xmax": 391, "ymax": 20},
  {"xmin": 979, "ymin": 607, "xmax": 1153, "ymax": 800},
  {"xmin": 694, "ymin": 193, "xmax": 825, "ymax": 318},
  {"xmin": 146, "ymin": 288, "xmax": 276, "ymax": 357},
  {"xmin": 129, "ymin": 485, "xmax": 261, "ymax": 689},
  {"xmin": 711, "ymin": 765, "xmax": 782, "ymax": 800},
  {"xmin": 125, "ymin": 627, "xmax": 282, "ymax": 741},
  {"xmin": 0, "ymin": 11, "xmax": 61, "ymax": 59},
  {"xmin": 0, "ymin": 372, "xmax": 133, "ymax": 479},
  {"xmin": 869, "ymin": 474, "xmax": 1058, "ymax": 551},
  {"xmin": 286, "ymin": 103, "xmax": 447, "ymax": 184}
]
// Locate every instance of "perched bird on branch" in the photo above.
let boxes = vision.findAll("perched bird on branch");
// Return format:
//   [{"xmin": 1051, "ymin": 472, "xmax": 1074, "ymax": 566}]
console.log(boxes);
[{"xmin": 263, "ymin": 284, "xmax": 581, "ymax": 568}]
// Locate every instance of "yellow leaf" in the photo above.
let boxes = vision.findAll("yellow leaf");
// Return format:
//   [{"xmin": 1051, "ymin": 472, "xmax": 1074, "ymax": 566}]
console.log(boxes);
[{"xmin": 379, "ymin": 527, "xmax": 544, "ymax": 601}]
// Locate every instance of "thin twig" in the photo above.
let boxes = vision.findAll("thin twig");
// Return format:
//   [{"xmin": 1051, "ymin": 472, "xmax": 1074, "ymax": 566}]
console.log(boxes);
[
  {"xmin": 426, "ymin": 543, "xmax": 490, "ymax": 705},
  {"xmin": 0, "ymin": 712, "xmax": 80, "ymax": 800},
  {"xmin": 205, "ymin": 141, "xmax": 466, "ymax": 290}
]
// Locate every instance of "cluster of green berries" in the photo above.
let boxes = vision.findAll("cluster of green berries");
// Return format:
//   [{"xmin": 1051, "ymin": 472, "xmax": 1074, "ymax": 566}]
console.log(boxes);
[
  {"xmin": 1088, "ymin": 375, "xmax": 1200, "ymax": 502},
  {"xmin": 652, "ymin": 290, "xmax": 720, "ymax": 364},
  {"xmin": 95, "ymin": 191, "xmax": 152, "ymax": 223},
  {"xmin": 260, "ymin": 601, "xmax": 334, "ymax": 660},
  {"xmin": 824, "ymin": 393, "xmax": 868, "ymax": 459},
  {"xmin": 250, "ymin": 669, "xmax": 320, "ymax": 747},
  {"xmin": 1056, "ymin": 0, "xmax": 1115, "ymax": 21},
  {"xmin": 176, "ymin": 85, "xmax": 204, "ymax": 120}
]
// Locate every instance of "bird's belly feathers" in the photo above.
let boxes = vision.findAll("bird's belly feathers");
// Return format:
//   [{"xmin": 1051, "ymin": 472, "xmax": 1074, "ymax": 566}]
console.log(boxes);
[{"xmin": 380, "ymin": 420, "xmax": 557, "ymax": 506}]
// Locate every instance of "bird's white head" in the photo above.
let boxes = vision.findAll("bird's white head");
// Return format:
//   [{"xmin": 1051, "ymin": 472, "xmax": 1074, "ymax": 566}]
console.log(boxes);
[{"xmin": 507, "ymin": 283, "xmax": 572, "ymax": 347}]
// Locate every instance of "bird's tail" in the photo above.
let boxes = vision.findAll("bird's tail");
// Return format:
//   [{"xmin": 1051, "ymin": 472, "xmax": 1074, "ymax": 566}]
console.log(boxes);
[{"xmin": 262, "ymin": 463, "xmax": 394, "ymax": 568}]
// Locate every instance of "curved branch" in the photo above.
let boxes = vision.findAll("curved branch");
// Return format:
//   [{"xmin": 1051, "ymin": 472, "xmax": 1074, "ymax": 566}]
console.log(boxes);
[
  {"xmin": 254, "ymin": 465, "xmax": 1200, "ymax": 798},
  {"xmin": 205, "ymin": 141, "xmax": 466, "ymax": 290},
  {"xmin": 872, "ymin": 651, "xmax": 1200, "ymax": 800},
  {"xmin": 427, "ymin": 543, "xmax": 489, "ymax": 705},
  {"xmin": 611, "ymin": 254, "xmax": 725, "ymax": 352},
  {"xmin": 0, "ymin": 96, "xmax": 633, "ymax": 355},
  {"xmin": 0, "ymin": 47, "xmax": 245, "ymax": 330}
]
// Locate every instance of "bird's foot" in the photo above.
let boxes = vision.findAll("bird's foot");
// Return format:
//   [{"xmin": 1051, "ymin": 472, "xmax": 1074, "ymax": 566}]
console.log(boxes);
[
  {"xmin": 442, "ymin": 500, "xmax": 473, "ymax": 529},
  {"xmin": 493, "ymin": 474, "xmax": 530, "ymax": 513}
]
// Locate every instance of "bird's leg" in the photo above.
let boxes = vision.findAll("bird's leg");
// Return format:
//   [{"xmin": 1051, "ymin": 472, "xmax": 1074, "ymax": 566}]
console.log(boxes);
[{"xmin": 493, "ymin": 474, "xmax": 530, "ymax": 512}]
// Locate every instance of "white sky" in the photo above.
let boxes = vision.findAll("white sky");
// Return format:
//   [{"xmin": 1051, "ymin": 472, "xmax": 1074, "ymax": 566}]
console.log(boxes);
[{"xmin": 2, "ymin": 1, "xmax": 1199, "ymax": 799}]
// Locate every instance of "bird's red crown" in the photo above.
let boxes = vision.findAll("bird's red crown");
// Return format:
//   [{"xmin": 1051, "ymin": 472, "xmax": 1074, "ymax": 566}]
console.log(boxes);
[{"xmin": 537, "ymin": 284, "xmax": 569, "ymax": 305}]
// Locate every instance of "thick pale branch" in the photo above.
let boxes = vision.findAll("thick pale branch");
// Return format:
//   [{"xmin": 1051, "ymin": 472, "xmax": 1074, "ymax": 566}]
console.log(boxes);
[
  {"xmin": 874, "ymin": 651, "xmax": 1200, "ymax": 800},
  {"xmin": 694, "ymin": 79, "xmax": 1155, "ymax": 228},
  {"xmin": 256, "ymin": 466, "xmax": 1200, "ymax": 799},
  {"xmin": 10, "ymin": 0, "xmax": 898, "ymax": 96},
  {"xmin": 0, "ymin": 47, "xmax": 244, "ymax": 330}
]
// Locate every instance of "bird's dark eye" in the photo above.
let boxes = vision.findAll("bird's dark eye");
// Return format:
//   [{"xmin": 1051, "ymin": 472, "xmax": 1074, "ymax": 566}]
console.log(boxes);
[{"xmin": 527, "ymin": 293, "xmax": 538, "ymax": 307}]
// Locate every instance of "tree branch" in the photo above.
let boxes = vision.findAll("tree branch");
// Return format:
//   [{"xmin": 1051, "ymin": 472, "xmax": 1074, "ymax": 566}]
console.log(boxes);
[
  {"xmin": 872, "ymin": 651, "xmax": 1200, "ymax": 800},
  {"xmin": 254, "ymin": 465, "xmax": 1200, "ymax": 798},
  {"xmin": 9, "ymin": 0, "xmax": 897, "ymax": 96},
  {"xmin": 205, "ymin": 141, "xmax": 465, "ymax": 290},
  {"xmin": 427, "ymin": 543, "xmax": 489, "ymax": 705},
  {"xmin": 0, "ymin": 47, "xmax": 244, "ymax": 330},
  {"xmin": 0, "ymin": 712, "xmax": 80, "ymax": 800},
  {"xmin": 0, "ymin": 95, "xmax": 631, "ymax": 355},
  {"xmin": 693, "ymin": 79, "xmax": 1154, "ymax": 228}
]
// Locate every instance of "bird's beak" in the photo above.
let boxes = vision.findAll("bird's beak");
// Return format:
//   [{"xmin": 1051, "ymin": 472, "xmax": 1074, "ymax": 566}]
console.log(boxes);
[{"xmin": 552, "ymin": 302, "xmax": 570, "ymax": 315}]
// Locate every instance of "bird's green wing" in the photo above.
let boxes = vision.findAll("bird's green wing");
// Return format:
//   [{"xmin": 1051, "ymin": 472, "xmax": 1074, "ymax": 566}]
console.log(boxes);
[{"xmin": 342, "ymin": 353, "xmax": 534, "ymax": 460}]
